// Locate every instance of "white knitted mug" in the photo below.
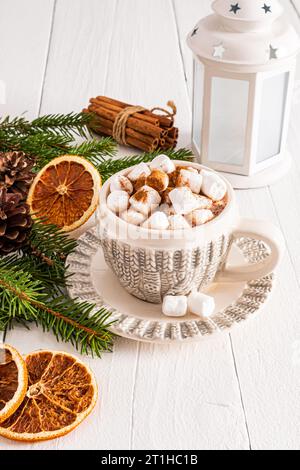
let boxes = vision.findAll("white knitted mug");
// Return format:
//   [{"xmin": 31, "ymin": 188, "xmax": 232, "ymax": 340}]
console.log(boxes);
[{"xmin": 98, "ymin": 161, "xmax": 284, "ymax": 304}]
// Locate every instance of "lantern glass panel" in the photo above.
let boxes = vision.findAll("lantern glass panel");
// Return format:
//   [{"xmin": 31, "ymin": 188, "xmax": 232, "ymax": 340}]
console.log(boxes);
[
  {"xmin": 192, "ymin": 59, "xmax": 204, "ymax": 153},
  {"xmin": 208, "ymin": 77, "xmax": 249, "ymax": 166},
  {"xmin": 256, "ymin": 72, "xmax": 289, "ymax": 164}
]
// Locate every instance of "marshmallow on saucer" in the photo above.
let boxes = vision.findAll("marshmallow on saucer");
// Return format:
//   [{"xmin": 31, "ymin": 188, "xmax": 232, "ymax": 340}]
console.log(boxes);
[
  {"xmin": 146, "ymin": 169, "xmax": 169, "ymax": 192},
  {"xmin": 130, "ymin": 185, "xmax": 161, "ymax": 215},
  {"xmin": 120, "ymin": 209, "xmax": 147, "ymax": 226},
  {"xmin": 162, "ymin": 295, "xmax": 188, "ymax": 317},
  {"xmin": 188, "ymin": 292, "xmax": 215, "ymax": 318},
  {"xmin": 176, "ymin": 169, "xmax": 202, "ymax": 194},
  {"xmin": 110, "ymin": 175, "xmax": 133, "ymax": 195},
  {"xmin": 201, "ymin": 170, "xmax": 227, "ymax": 202},
  {"xmin": 186, "ymin": 209, "xmax": 214, "ymax": 226},
  {"xmin": 149, "ymin": 155, "xmax": 176, "ymax": 174},
  {"xmin": 169, "ymin": 187, "xmax": 199, "ymax": 215},
  {"xmin": 107, "ymin": 190, "xmax": 129, "ymax": 214},
  {"xmin": 127, "ymin": 163, "xmax": 151, "ymax": 182},
  {"xmin": 168, "ymin": 214, "xmax": 191, "ymax": 230},
  {"xmin": 142, "ymin": 211, "xmax": 169, "ymax": 230}
]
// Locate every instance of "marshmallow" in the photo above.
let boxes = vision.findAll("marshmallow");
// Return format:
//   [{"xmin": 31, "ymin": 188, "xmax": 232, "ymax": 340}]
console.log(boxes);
[
  {"xmin": 146, "ymin": 169, "xmax": 169, "ymax": 192},
  {"xmin": 176, "ymin": 169, "xmax": 203, "ymax": 194},
  {"xmin": 188, "ymin": 292, "xmax": 215, "ymax": 318},
  {"xmin": 186, "ymin": 209, "xmax": 214, "ymax": 226},
  {"xmin": 142, "ymin": 211, "xmax": 169, "ymax": 230},
  {"xmin": 194, "ymin": 195, "xmax": 213, "ymax": 210},
  {"xmin": 169, "ymin": 187, "xmax": 199, "ymax": 215},
  {"xmin": 158, "ymin": 203, "xmax": 176, "ymax": 216},
  {"xmin": 110, "ymin": 175, "xmax": 133, "ymax": 195},
  {"xmin": 162, "ymin": 295, "xmax": 188, "ymax": 317},
  {"xmin": 201, "ymin": 170, "xmax": 227, "ymax": 202},
  {"xmin": 177, "ymin": 165, "xmax": 199, "ymax": 174},
  {"xmin": 168, "ymin": 214, "xmax": 191, "ymax": 230},
  {"xmin": 130, "ymin": 185, "xmax": 161, "ymax": 215},
  {"xmin": 149, "ymin": 155, "xmax": 176, "ymax": 174},
  {"xmin": 120, "ymin": 209, "xmax": 147, "ymax": 226},
  {"xmin": 107, "ymin": 190, "xmax": 129, "ymax": 214},
  {"xmin": 127, "ymin": 163, "xmax": 151, "ymax": 182}
]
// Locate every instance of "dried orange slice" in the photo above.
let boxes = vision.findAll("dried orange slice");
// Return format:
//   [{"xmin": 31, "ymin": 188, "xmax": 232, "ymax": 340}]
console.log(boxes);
[
  {"xmin": 27, "ymin": 155, "xmax": 101, "ymax": 232},
  {"xmin": 0, "ymin": 344, "xmax": 28, "ymax": 424},
  {"xmin": 0, "ymin": 350, "xmax": 98, "ymax": 442}
]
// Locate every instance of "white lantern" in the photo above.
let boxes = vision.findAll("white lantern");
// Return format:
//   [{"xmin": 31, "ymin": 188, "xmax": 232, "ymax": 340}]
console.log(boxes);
[{"xmin": 187, "ymin": 0, "xmax": 300, "ymax": 188}]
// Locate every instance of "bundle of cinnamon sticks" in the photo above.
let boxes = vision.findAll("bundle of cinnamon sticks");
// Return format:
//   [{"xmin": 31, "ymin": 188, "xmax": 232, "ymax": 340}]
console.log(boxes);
[{"xmin": 83, "ymin": 96, "xmax": 179, "ymax": 153}]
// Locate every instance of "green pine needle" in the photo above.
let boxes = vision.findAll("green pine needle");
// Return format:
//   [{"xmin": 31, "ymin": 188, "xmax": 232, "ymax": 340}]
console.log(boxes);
[
  {"xmin": 31, "ymin": 112, "xmax": 92, "ymax": 138},
  {"xmin": 67, "ymin": 137, "xmax": 116, "ymax": 165}
]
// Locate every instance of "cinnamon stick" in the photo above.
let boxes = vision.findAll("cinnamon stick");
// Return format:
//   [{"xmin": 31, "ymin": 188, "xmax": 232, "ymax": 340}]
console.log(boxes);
[
  {"xmin": 92, "ymin": 123, "xmax": 157, "ymax": 153},
  {"xmin": 88, "ymin": 104, "xmax": 166, "ymax": 139},
  {"xmin": 91, "ymin": 97, "xmax": 160, "ymax": 127},
  {"xmin": 168, "ymin": 127, "xmax": 179, "ymax": 139},
  {"xmin": 90, "ymin": 114, "xmax": 159, "ymax": 147},
  {"xmin": 96, "ymin": 96, "xmax": 174, "ymax": 128}
]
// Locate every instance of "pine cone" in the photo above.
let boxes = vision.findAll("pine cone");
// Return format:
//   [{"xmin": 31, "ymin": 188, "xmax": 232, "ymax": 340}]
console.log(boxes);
[
  {"xmin": 0, "ymin": 188, "xmax": 32, "ymax": 255},
  {"xmin": 0, "ymin": 151, "xmax": 35, "ymax": 200}
]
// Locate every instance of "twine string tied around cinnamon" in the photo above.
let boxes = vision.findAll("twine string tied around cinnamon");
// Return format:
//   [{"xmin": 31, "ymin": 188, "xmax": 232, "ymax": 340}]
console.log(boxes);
[{"xmin": 112, "ymin": 101, "xmax": 177, "ymax": 146}]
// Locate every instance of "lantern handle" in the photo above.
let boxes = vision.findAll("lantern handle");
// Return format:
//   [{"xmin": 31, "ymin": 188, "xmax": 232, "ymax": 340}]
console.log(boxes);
[{"xmin": 216, "ymin": 218, "xmax": 285, "ymax": 283}]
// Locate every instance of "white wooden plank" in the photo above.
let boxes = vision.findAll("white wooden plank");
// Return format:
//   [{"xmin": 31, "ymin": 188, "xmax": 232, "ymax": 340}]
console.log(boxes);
[
  {"xmin": 133, "ymin": 340, "xmax": 250, "ymax": 450},
  {"xmin": 232, "ymin": 189, "xmax": 300, "ymax": 450},
  {"xmin": 39, "ymin": 0, "xmax": 118, "ymax": 117},
  {"xmin": 0, "ymin": 0, "xmax": 54, "ymax": 119},
  {"xmin": 100, "ymin": 0, "xmax": 191, "ymax": 151}
]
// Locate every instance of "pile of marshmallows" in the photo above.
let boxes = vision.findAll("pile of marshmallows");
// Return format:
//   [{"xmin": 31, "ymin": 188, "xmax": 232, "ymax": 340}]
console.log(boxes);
[
  {"xmin": 107, "ymin": 155, "xmax": 227, "ymax": 319},
  {"xmin": 107, "ymin": 155, "xmax": 227, "ymax": 231}
]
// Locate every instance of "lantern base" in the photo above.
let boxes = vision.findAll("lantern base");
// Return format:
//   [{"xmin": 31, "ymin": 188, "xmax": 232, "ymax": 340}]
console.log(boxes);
[{"xmin": 218, "ymin": 153, "xmax": 292, "ymax": 189}]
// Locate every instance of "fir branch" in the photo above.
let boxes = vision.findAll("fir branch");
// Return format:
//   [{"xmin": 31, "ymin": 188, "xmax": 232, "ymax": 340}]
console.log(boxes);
[
  {"xmin": 26, "ymin": 220, "xmax": 77, "ymax": 261},
  {"xmin": 20, "ymin": 220, "xmax": 78, "ymax": 291},
  {"xmin": 30, "ymin": 113, "xmax": 92, "ymax": 139},
  {"xmin": 0, "ymin": 262, "xmax": 115, "ymax": 356},
  {"xmin": 0, "ymin": 115, "xmax": 117, "ymax": 170},
  {"xmin": 97, "ymin": 148, "xmax": 194, "ymax": 182},
  {"xmin": 66, "ymin": 137, "xmax": 117, "ymax": 165},
  {"xmin": 0, "ymin": 115, "xmax": 31, "ymax": 135}
]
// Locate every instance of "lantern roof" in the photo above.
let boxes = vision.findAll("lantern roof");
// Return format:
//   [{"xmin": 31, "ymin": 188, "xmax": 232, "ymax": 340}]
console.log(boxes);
[{"xmin": 187, "ymin": 0, "xmax": 300, "ymax": 68}]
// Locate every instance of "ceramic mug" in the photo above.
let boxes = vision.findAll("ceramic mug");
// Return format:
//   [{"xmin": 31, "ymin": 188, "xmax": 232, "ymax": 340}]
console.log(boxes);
[{"xmin": 97, "ymin": 161, "xmax": 284, "ymax": 304}]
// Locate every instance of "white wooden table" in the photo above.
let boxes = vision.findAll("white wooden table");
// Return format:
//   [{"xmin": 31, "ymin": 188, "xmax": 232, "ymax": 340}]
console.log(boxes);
[{"xmin": 1, "ymin": 0, "xmax": 300, "ymax": 450}]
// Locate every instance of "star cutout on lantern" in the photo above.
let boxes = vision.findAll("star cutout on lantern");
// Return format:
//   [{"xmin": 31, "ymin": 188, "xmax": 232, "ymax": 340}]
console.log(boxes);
[
  {"xmin": 191, "ymin": 27, "xmax": 199, "ymax": 37},
  {"xmin": 230, "ymin": 3, "xmax": 241, "ymax": 14},
  {"xmin": 262, "ymin": 3, "xmax": 272, "ymax": 13},
  {"xmin": 269, "ymin": 44, "xmax": 278, "ymax": 59},
  {"xmin": 213, "ymin": 43, "xmax": 226, "ymax": 59}
]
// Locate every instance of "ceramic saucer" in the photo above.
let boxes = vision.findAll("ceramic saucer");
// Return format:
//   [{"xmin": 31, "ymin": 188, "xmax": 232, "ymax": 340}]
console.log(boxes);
[{"xmin": 67, "ymin": 229, "xmax": 274, "ymax": 343}]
